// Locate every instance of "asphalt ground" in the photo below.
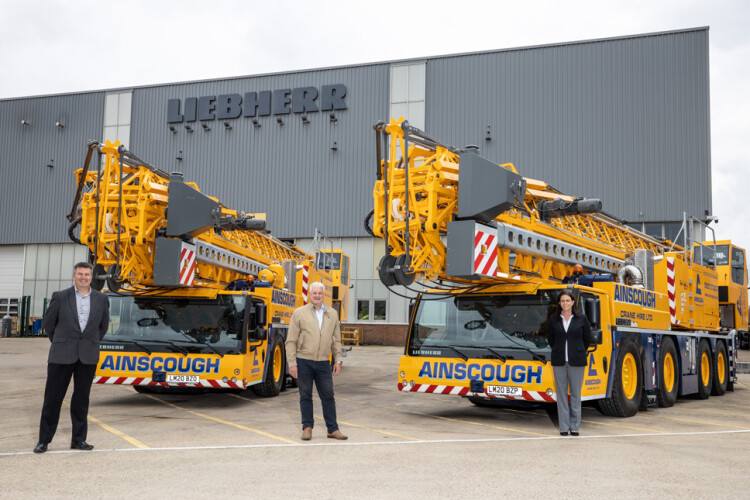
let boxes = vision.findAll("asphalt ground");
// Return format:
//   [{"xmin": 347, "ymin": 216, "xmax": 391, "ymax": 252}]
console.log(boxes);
[{"xmin": 2, "ymin": 338, "xmax": 750, "ymax": 499}]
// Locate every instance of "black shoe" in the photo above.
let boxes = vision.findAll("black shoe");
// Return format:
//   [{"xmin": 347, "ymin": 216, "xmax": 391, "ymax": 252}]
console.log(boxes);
[
  {"xmin": 33, "ymin": 442, "xmax": 48, "ymax": 454},
  {"xmin": 570, "ymin": 431, "xmax": 579, "ymax": 437},
  {"xmin": 70, "ymin": 441, "xmax": 94, "ymax": 451},
  {"xmin": 560, "ymin": 431, "xmax": 568, "ymax": 436}
]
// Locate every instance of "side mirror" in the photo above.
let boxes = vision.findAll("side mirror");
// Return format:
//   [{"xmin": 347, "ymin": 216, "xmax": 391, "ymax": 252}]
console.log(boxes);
[
  {"xmin": 584, "ymin": 297, "xmax": 602, "ymax": 350},
  {"xmin": 408, "ymin": 299, "xmax": 416, "ymax": 323},
  {"xmin": 588, "ymin": 329, "xmax": 602, "ymax": 350},
  {"xmin": 244, "ymin": 300, "xmax": 268, "ymax": 341},
  {"xmin": 256, "ymin": 302, "xmax": 267, "ymax": 328},
  {"xmin": 254, "ymin": 327, "xmax": 268, "ymax": 341},
  {"xmin": 584, "ymin": 297, "xmax": 600, "ymax": 328},
  {"xmin": 251, "ymin": 302, "xmax": 268, "ymax": 341}
]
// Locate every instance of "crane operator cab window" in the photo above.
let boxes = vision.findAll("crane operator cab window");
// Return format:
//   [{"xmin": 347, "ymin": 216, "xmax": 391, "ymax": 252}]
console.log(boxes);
[
  {"xmin": 104, "ymin": 295, "xmax": 247, "ymax": 355},
  {"xmin": 315, "ymin": 251, "xmax": 342, "ymax": 271},
  {"xmin": 409, "ymin": 292, "xmax": 556, "ymax": 361}
]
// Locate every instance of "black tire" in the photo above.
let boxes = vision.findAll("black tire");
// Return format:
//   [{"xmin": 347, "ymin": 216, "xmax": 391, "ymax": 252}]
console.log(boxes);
[
  {"xmin": 251, "ymin": 336, "xmax": 285, "ymax": 397},
  {"xmin": 696, "ymin": 339, "xmax": 712, "ymax": 400},
  {"xmin": 711, "ymin": 340, "xmax": 728, "ymax": 396},
  {"xmin": 656, "ymin": 337, "xmax": 679, "ymax": 408},
  {"xmin": 597, "ymin": 340, "xmax": 642, "ymax": 417}
]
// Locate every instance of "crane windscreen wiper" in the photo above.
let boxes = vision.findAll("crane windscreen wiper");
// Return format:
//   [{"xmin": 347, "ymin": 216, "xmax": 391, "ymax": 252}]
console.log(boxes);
[{"xmin": 441, "ymin": 345, "xmax": 469, "ymax": 361}]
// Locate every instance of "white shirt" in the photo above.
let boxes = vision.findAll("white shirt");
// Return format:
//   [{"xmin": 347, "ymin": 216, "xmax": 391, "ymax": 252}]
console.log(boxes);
[
  {"xmin": 314, "ymin": 304, "xmax": 325, "ymax": 330},
  {"xmin": 75, "ymin": 287, "xmax": 91, "ymax": 331},
  {"xmin": 561, "ymin": 313, "xmax": 573, "ymax": 363}
]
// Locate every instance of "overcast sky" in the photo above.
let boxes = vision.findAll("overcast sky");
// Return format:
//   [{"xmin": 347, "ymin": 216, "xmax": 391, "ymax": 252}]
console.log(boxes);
[{"xmin": 1, "ymin": 0, "xmax": 747, "ymax": 252}]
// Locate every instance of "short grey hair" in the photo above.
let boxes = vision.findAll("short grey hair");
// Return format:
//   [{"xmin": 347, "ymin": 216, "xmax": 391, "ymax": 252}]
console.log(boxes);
[{"xmin": 309, "ymin": 281, "xmax": 325, "ymax": 293}]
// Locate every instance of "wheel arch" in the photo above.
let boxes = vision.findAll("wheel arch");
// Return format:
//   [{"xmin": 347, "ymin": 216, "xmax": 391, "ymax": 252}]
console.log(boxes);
[
  {"xmin": 604, "ymin": 330, "xmax": 645, "ymax": 399},
  {"xmin": 660, "ymin": 334, "xmax": 682, "ymax": 391},
  {"xmin": 260, "ymin": 327, "xmax": 287, "ymax": 383}
]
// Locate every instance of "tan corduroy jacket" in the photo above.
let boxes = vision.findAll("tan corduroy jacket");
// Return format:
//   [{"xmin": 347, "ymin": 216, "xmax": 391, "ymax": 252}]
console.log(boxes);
[{"xmin": 285, "ymin": 303, "xmax": 343, "ymax": 367}]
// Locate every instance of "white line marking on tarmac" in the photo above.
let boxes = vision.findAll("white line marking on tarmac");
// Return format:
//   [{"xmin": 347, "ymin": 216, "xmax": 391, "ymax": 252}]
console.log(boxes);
[{"xmin": 4, "ymin": 428, "xmax": 750, "ymax": 457}]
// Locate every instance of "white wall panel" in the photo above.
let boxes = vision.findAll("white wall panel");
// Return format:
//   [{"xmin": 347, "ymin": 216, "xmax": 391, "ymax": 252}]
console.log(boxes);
[{"xmin": 0, "ymin": 245, "xmax": 24, "ymax": 297}]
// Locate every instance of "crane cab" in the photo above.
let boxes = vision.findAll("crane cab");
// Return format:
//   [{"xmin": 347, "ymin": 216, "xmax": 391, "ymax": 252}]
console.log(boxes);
[{"xmin": 695, "ymin": 241, "xmax": 748, "ymax": 335}]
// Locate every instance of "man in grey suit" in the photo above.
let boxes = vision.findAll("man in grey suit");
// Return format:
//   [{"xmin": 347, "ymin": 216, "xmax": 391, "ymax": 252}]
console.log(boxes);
[{"xmin": 33, "ymin": 262, "xmax": 110, "ymax": 453}]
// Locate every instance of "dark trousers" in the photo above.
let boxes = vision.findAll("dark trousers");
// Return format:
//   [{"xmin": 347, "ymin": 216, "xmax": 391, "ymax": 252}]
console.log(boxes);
[
  {"xmin": 553, "ymin": 363, "xmax": 586, "ymax": 432},
  {"xmin": 38, "ymin": 361, "xmax": 97, "ymax": 444},
  {"xmin": 297, "ymin": 358, "xmax": 339, "ymax": 433}
]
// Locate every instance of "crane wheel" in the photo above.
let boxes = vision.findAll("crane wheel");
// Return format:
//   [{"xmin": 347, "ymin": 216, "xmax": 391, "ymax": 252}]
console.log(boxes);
[
  {"xmin": 597, "ymin": 340, "xmax": 642, "ymax": 417},
  {"xmin": 696, "ymin": 339, "xmax": 712, "ymax": 399},
  {"xmin": 394, "ymin": 254, "xmax": 415, "ymax": 287},
  {"xmin": 107, "ymin": 264, "xmax": 122, "ymax": 293},
  {"xmin": 91, "ymin": 263, "xmax": 107, "ymax": 291},
  {"xmin": 378, "ymin": 255, "xmax": 398, "ymax": 286},
  {"xmin": 711, "ymin": 340, "xmax": 728, "ymax": 396},
  {"xmin": 251, "ymin": 336, "xmax": 285, "ymax": 397},
  {"xmin": 656, "ymin": 337, "xmax": 678, "ymax": 407}
]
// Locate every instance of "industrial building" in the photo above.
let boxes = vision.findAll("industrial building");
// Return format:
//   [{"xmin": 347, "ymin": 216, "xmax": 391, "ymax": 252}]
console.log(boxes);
[{"xmin": 0, "ymin": 27, "xmax": 712, "ymax": 340}]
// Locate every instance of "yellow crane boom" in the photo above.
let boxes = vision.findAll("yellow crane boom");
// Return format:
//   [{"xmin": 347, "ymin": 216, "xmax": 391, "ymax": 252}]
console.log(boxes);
[
  {"xmin": 68, "ymin": 141, "xmax": 308, "ymax": 293},
  {"xmin": 370, "ymin": 119, "xmax": 681, "ymax": 286}
]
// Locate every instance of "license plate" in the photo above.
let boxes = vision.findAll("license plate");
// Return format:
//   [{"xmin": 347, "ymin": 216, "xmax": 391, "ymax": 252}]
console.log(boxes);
[
  {"xmin": 486, "ymin": 385, "xmax": 522, "ymax": 397},
  {"xmin": 166, "ymin": 375, "xmax": 199, "ymax": 384}
]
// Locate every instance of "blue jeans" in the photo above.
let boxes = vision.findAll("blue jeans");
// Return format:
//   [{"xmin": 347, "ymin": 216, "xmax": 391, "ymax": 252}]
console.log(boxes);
[{"xmin": 297, "ymin": 358, "xmax": 339, "ymax": 433}]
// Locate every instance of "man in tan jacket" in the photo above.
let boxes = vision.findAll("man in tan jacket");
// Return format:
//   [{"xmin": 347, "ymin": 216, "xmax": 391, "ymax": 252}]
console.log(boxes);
[{"xmin": 286, "ymin": 281, "xmax": 347, "ymax": 441}]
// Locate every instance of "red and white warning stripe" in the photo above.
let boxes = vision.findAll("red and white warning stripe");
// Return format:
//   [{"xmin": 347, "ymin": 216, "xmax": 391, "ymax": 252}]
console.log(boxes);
[
  {"xmin": 666, "ymin": 257, "xmax": 677, "ymax": 324},
  {"xmin": 302, "ymin": 264, "xmax": 309, "ymax": 304},
  {"xmin": 94, "ymin": 376, "xmax": 245, "ymax": 390},
  {"xmin": 474, "ymin": 225, "xmax": 498, "ymax": 277},
  {"xmin": 179, "ymin": 243, "xmax": 196, "ymax": 286},
  {"xmin": 397, "ymin": 382, "xmax": 555, "ymax": 402}
]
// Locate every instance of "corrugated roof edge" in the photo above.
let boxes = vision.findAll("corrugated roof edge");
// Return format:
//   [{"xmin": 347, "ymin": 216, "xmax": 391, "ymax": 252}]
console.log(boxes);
[{"xmin": 1, "ymin": 26, "xmax": 708, "ymax": 102}]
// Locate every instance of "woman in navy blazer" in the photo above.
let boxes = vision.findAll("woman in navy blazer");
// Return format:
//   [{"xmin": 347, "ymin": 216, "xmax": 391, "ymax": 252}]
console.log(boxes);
[{"xmin": 547, "ymin": 290, "xmax": 593, "ymax": 436}]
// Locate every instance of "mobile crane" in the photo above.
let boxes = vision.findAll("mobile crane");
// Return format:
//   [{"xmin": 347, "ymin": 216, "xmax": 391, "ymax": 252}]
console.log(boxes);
[
  {"xmin": 369, "ymin": 119, "xmax": 744, "ymax": 416},
  {"xmin": 67, "ymin": 140, "xmax": 349, "ymax": 395}
]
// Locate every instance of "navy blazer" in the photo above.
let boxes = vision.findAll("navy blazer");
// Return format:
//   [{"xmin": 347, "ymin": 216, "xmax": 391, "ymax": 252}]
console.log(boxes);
[
  {"xmin": 547, "ymin": 314, "xmax": 593, "ymax": 367},
  {"xmin": 44, "ymin": 286, "xmax": 110, "ymax": 365}
]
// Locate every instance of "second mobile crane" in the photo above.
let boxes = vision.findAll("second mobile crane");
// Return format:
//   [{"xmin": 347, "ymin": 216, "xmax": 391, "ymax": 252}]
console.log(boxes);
[
  {"xmin": 369, "ymin": 119, "xmax": 745, "ymax": 416},
  {"xmin": 68, "ymin": 140, "xmax": 350, "ymax": 396}
]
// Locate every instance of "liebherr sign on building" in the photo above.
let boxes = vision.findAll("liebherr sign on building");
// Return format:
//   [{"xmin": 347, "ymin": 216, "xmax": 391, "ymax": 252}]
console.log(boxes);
[{"xmin": 167, "ymin": 84, "xmax": 348, "ymax": 123}]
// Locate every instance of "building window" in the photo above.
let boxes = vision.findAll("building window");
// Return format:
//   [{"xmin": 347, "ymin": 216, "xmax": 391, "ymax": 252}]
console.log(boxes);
[
  {"xmin": 357, "ymin": 300, "xmax": 370, "ymax": 320},
  {"xmin": 390, "ymin": 63, "xmax": 426, "ymax": 131},
  {"xmin": 373, "ymin": 300, "xmax": 387, "ymax": 321},
  {"xmin": 104, "ymin": 91, "xmax": 132, "ymax": 148},
  {"xmin": 664, "ymin": 222, "xmax": 683, "ymax": 244},
  {"xmin": 644, "ymin": 223, "xmax": 662, "ymax": 239},
  {"xmin": 357, "ymin": 299, "xmax": 387, "ymax": 321}
]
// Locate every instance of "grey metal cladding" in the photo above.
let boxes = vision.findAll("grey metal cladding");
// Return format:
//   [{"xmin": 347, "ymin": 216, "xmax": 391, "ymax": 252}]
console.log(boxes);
[
  {"xmin": 128, "ymin": 64, "xmax": 389, "ymax": 240},
  {"xmin": 0, "ymin": 28, "xmax": 711, "ymax": 245},
  {"xmin": 166, "ymin": 178, "xmax": 221, "ymax": 238},
  {"xmin": 153, "ymin": 237, "xmax": 182, "ymax": 286},
  {"xmin": 426, "ymin": 28, "xmax": 711, "ymax": 224},
  {"xmin": 457, "ymin": 151, "xmax": 526, "ymax": 221},
  {"xmin": 446, "ymin": 220, "xmax": 480, "ymax": 279},
  {"xmin": 0, "ymin": 92, "xmax": 104, "ymax": 244}
]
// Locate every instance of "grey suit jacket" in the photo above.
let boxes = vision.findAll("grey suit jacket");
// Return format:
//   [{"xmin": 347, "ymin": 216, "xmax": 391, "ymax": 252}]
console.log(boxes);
[{"xmin": 44, "ymin": 286, "xmax": 110, "ymax": 365}]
